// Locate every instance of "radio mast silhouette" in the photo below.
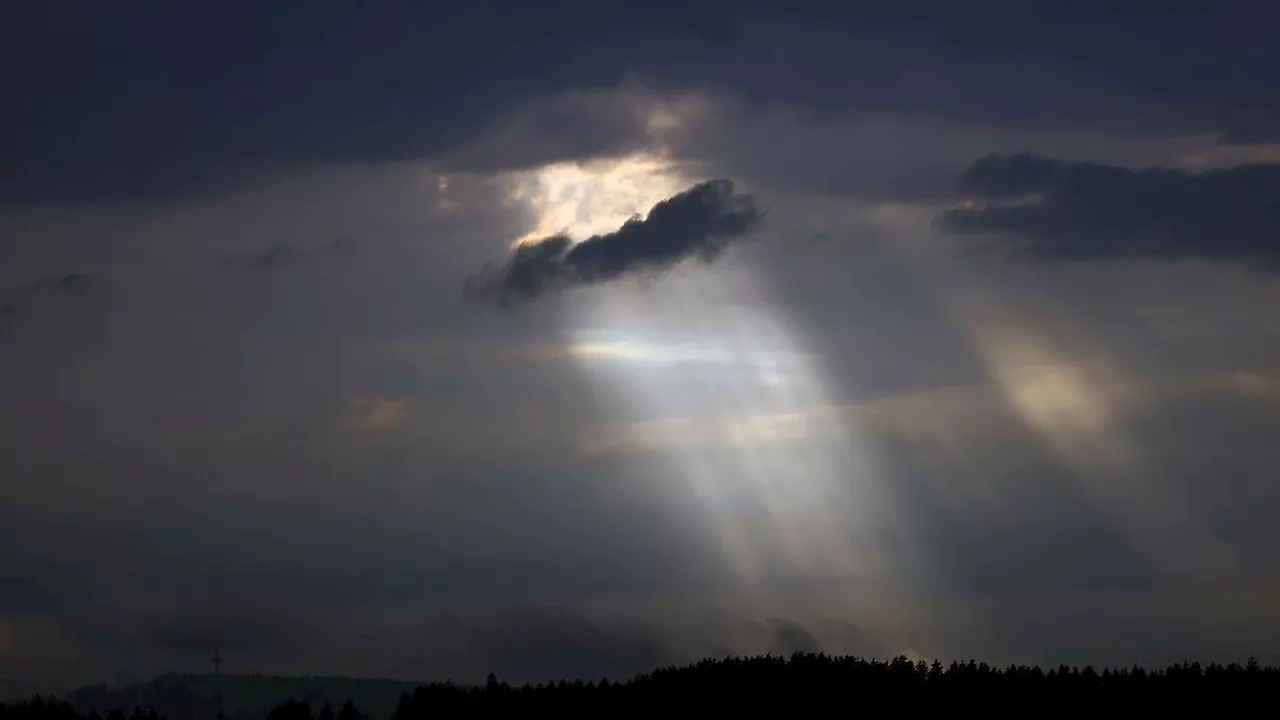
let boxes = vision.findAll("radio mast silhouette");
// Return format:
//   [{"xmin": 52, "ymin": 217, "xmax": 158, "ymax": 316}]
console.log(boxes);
[{"xmin": 211, "ymin": 649, "xmax": 225, "ymax": 720}]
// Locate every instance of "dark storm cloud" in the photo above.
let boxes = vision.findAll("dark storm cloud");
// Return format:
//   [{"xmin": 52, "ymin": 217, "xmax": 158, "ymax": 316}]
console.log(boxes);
[
  {"xmin": 937, "ymin": 153, "xmax": 1280, "ymax": 264},
  {"xmin": 5, "ymin": 2, "xmax": 1278, "ymax": 204},
  {"xmin": 465, "ymin": 179, "xmax": 762, "ymax": 306},
  {"xmin": 0, "ymin": 2, "xmax": 715, "ymax": 205}
]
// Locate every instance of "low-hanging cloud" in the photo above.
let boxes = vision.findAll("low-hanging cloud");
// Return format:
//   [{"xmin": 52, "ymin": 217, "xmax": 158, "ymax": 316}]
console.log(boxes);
[
  {"xmin": 465, "ymin": 178, "xmax": 762, "ymax": 307},
  {"xmin": 937, "ymin": 153, "xmax": 1280, "ymax": 265}
]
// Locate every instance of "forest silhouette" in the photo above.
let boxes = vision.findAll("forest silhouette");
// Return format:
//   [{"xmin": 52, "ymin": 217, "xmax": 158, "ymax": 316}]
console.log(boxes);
[{"xmin": 4, "ymin": 652, "xmax": 1278, "ymax": 717}]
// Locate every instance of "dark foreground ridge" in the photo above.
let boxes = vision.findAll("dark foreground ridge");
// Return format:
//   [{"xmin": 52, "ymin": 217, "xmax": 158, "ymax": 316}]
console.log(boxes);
[
  {"xmin": 8, "ymin": 653, "xmax": 1279, "ymax": 718},
  {"xmin": 61, "ymin": 675, "xmax": 418, "ymax": 720}
]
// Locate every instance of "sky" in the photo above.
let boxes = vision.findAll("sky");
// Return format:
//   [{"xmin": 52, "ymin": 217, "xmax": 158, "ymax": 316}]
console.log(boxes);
[{"xmin": 3, "ymin": 0, "xmax": 1280, "ymax": 696}]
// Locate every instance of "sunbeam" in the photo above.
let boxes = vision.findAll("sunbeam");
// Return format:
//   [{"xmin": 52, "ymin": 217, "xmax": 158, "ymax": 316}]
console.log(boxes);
[
  {"xmin": 940, "ymin": 272, "xmax": 1222, "ymax": 578},
  {"xmin": 499, "ymin": 151, "xmax": 915, "ymax": 645}
]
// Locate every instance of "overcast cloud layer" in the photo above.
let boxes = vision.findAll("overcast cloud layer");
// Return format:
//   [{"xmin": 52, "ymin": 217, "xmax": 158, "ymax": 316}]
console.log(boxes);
[{"xmin": 3, "ymin": 0, "xmax": 1280, "ymax": 699}]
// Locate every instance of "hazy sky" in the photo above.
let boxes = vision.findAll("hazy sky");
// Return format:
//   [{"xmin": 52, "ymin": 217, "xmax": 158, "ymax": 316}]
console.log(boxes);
[{"xmin": 3, "ymin": 0, "xmax": 1280, "ymax": 696}]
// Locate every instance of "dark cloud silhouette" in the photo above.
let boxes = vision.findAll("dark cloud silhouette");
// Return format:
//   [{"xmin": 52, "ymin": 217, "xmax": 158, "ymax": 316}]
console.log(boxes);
[
  {"xmin": 937, "ymin": 153, "xmax": 1280, "ymax": 264},
  {"xmin": 465, "ymin": 179, "xmax": 762, "ymax": 306}
]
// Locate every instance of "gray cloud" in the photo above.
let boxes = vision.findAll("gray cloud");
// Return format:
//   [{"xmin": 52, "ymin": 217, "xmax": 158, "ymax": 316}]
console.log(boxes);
[
  {"xmin": 7, "ymin": 4, "xmax": 1278, "ymax": 205},
  {"xmin": 938, "ymin": 153, "xmax": 1280, "ymax": 264},
  {"xmin": 465, "ymin": 179, "xmax": 762, "ymax": 306}
]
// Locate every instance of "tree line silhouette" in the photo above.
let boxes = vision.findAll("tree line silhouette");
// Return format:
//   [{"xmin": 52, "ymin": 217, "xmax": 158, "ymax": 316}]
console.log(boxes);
[
  {"xmin": 61, "ymin": 674, "xmax": 414, "ymax": 720},
  {"xmin": 5, "ymin": 653, "xmax": 1278, "ymax": 718}
]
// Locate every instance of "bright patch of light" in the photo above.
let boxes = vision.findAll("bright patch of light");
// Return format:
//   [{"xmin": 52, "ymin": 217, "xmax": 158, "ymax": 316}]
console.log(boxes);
[
  {"xmin": 568, "ymin": 331, "xmax": 815, "ymax": 370},
  {"xmin": 504, "ymin": 153, "xmax": 687, "ymax": 246}
]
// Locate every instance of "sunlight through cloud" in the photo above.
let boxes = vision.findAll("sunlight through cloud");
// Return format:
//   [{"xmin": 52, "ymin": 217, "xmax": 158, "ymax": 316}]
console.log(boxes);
[
  {"xmin": 501, "ymin": 136, "xmax": 907, "ymax": 636},
  {"xmin": 504, "ymin": 154, "xmax": 688, "ymax": 247}
]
